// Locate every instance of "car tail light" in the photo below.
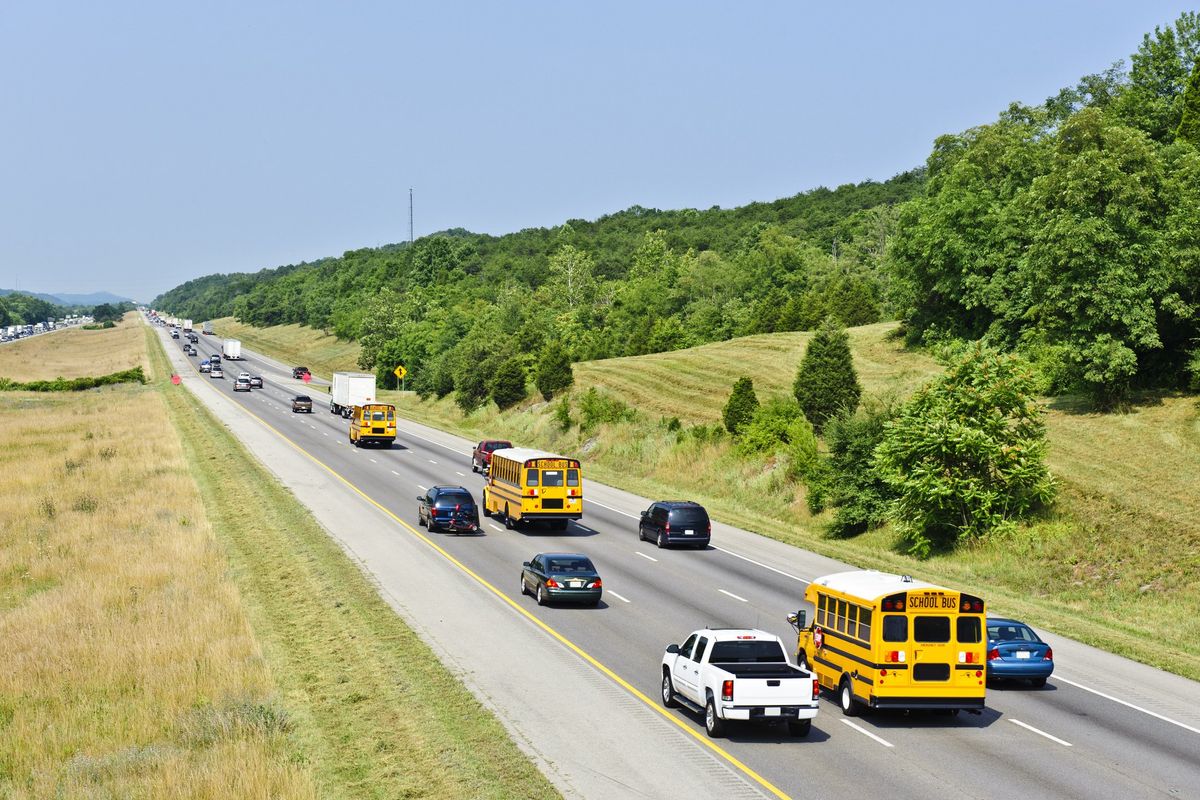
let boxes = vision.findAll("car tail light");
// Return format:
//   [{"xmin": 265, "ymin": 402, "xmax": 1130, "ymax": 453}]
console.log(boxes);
[
  {"xmin": 588, "ymin": 578, "xmax": 603, "ymax": 588},
  {"xmin": 455, "ymin": 504, "xmax": 460, "ymax": 512},
  {"xmin": 707, "ymin": 521, "xmax": 712, "ymax": 535},
  {"xmin": 722, "ymin": 680, "xmax": 734, "ymax": 701},
  {"xmin": 545, "ymin": 579, "xmax": 560, "ymax": 588},
  {"xmin": 664, "ymin": 521, "xmax": 671, "ymax": 534},
  {"xmin": 987, "ymin": 648, "xmax": 1000, "ymax": 661},
  {"xmin": 812, "ymin": 679, "xmax": 819, "ymax": 701},
  {"xmin": 1044, "ymin": 647, "xmax": 1053, "ymax": 661}
]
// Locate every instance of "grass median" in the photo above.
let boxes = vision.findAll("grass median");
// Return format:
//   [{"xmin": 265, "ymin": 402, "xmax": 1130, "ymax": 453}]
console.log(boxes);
[{"xmin": 147, "ymin": 326, "xmax": 558, "ymax": 798}]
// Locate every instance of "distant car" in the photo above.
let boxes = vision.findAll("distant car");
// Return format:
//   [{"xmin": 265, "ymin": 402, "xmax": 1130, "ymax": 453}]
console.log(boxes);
[
  {"xmin": 199, "ymin": 362, "xmax": 212, "ymax": 373},
  {"xmin": 171, "ymin": 331, "xmax": 179, "ymax": 339},
  {"xmin": 249, "ymin": 375, "xmax": 263, "ymax": 388},
  {"xmin": 292, "ymin": 366, "xmax": 311, "ymax": 379},
  {"xmin": 417, "ymin": 486, "xmax": 480, "ymax": 533},
  {"xmin": 520, "ymin": 553, "xmax": 602, "ymax": 607},
  {"xmin": 210, "ymin": 353, "xmax": 221, "ymax": 363},
  {"xmin": 638, "ymin": 501, "xmax": 711, "ymax": 549},
  {"xmin": 237, "ymin": 371, "xmax": 251, "ymax": 382},
  {"xmin": 986, "ymin": 617, "xmax": 1054, "ymax": 687},
  {"xmin": 291, "ymin": 395, "xmax": 313, "ymax": 413},
  {"xmin": 210, "ymin": 366, "xmax": 224, "ymax": 379},
  {"xmin": 471, "ymin": 439, "xmax": 514, "ymax": 473},
  {"xmin": 233, "ymin": 377, "xmax": 251, "ymax": 392}
]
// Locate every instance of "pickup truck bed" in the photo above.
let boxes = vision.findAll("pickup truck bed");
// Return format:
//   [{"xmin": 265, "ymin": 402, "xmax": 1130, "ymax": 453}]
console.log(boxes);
[{"xmin": 714, "ymin": 663, "xmax": 807, "ymax": 678}]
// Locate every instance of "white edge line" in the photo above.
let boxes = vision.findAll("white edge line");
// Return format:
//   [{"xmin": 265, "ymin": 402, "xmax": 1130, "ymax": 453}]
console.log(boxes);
[
  {"xmin": 391, "ymin": 470, "xmax": 400, "ymax": 476},
  {"xmin": 428, "ymin": 459, "xmax": 438, "ymax": 464},
  {"xmin": 575, "ymin": 525, "xmax": 594, "ymax": 532},
  {"xmin": 489, "ymin": 523, "xmax": 503, "ymax": 532},
  {"xmin": 1053, "ymin": 675, "xmax": 1200, "ymax": 735},
  {"xmin": 718, "ymin": 589, "xmax": 748, "ymax": 603},
  {"xmin": 416, "ymin": 485, "xmax": 427, "ymax": 491},
  {"xmin": 607, "ymin": 591, "xmax": 631, "ymax": 603},
  {"xmin": 635, "ymin": 551, "xmax": 658, "ymax": 562},
  {"xmin": 455, "ymin": 471, "xmax": 466, "ymax": 477},
  {"xmin": 1009, "ymin": 719, "xmax": 1072, "ymax": 746},
  {"xmin": 712, "ymin": 545, "xmax": 810, "ymax": 584},
  {"xmin": 369, "ymin": 458, "xmax": 378, "ymax": 463},
  {"xmin": 840, "ymin": 719, "xmax": 893, "ymax": 747}
]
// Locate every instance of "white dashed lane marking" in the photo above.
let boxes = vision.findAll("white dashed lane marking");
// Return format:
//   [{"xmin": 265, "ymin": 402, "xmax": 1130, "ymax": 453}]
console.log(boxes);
[
  {"xmin": 718, "ymin": 589, "xmax": 747, "ymax": 602},
  {"xmin": 635, "ymin": 552, "xmax": 658, "ymax": 562}
]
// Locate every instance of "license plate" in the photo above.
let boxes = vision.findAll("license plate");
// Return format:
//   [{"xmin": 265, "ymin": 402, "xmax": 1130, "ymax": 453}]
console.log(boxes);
[
  {"xmin": 763, "ymin": 707, "xmax": 780, "ymax": 716},
  {"xmin": 569, "ymin": 581, "xmax": 583, "ymax": 588},
  {"xmin": 685, "ymin": 529, "xmax": 694, "ymax": 536},
  {"xmin": 1016, "ymin": 651, "xmax": 1031, "ymax": 659}
]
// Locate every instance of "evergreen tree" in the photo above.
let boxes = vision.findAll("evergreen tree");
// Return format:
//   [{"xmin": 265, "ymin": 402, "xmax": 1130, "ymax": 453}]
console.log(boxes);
[
  {"xmin": 1178, "ymin": 59, "xmax": 1200, "ymax": 145},
  {"xmin": 793, "ymin": 318, "xmax": 862, "ymax": 430},
  {"xmin": 722, "ymin": 376, "xmax": 759, "ymax": 435},
  {"xmin": 489, "ymin": 356, "xmax": 529, "ymax": 410},
  {"xmin": 534, "ymin": 340, "xmax": 574, "ymax": 400}
]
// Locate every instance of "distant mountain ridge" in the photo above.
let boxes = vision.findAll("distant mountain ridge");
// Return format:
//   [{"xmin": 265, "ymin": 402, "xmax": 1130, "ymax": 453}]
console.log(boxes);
[{"xmin": 0, "ymin": 289, "xmax": 132, "ymax": 307}]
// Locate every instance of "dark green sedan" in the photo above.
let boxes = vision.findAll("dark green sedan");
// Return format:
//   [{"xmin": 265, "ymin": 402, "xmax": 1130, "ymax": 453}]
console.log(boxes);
[{"xmin": 520, "ymin": 553, "xmax": 603, "ymax": 607}]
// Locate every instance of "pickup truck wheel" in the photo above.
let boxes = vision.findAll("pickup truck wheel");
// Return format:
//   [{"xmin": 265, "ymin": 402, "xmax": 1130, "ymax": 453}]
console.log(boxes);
[
  {"xmin": 660, "ymin": 672, "xmax": 679, "ymax": 708},
  {"xmin": 788, "ymin": 718, "xmax": 812, "ymax": 737},
  {"xmin": 704, "ymin": 697, "xmax": 726, "ymax": 738},
  {"xmin": 839, "ymin": 675, "xmax": 861, "ymax": 717}
]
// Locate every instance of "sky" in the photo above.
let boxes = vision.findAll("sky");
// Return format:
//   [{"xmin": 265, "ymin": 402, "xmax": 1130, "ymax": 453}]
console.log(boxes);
[{"xmin": 1, "ymin": 1, "xmax": 1195, "ymax": 302}]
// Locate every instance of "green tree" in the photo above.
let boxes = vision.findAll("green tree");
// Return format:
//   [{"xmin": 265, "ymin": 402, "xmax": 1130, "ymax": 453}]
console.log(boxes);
[
  {"xmin": 489, "ymin": 355, "xmax": 529, "ymax": 410},
  {"xmin": 548, "ymin": 244, "xmax": 596, "ymax": 310},
  {"xmin": 534, "ymin": 340, "xmax": 574, "ymax": 400},
  {"xmin": 1177, "ymin": 59, "xmax": 1200, "ymax": 145},
  {"xmin": 875, "ymin": 344, "xmax": 1056, "ymax": 558},
  {"xmin": 722, "ymin": 377, "xmax": 759, "ymax": 435},
  {"xmin": 814, "ymin": 401, "xmax": 896, "ymax": 538},
  {"xmin": 736, "ymin": 398, "xmax": 804, "ymax": 455},
  {"xmin": 793, "ymin": 318, "xmax": 862, "ymax": 430}
]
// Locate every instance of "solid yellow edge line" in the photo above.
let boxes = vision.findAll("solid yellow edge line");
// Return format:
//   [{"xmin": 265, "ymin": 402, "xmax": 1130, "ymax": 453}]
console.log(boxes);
[{"xmin": 167, "ymin": 336, "xmax": 793, "ymax": 800}]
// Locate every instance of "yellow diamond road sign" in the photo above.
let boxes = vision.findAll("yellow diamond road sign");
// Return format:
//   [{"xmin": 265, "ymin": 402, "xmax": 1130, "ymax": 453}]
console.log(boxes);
[{"xmin": 393, "ymin": 365, "xmax": 407, "ymax": 380}]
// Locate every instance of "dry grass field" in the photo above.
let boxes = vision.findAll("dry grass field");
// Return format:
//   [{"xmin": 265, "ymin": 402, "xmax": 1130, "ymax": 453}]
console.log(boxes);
[
  {"xmin": 0, "ymin": 315, "xmax": 150, "ymax": 381},
  {"xmin": 204, "ymin": 317, "xmax": 1200, "ymax": 677},
  {"xmin": 0, "ymin": 328, "xmax": 312, "ymax": 798}
]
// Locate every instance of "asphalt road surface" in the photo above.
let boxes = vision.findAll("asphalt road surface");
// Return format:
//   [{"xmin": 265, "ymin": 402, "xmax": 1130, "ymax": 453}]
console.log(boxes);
[{"xmin": 157, "ymin": 321, "xmax": 1200, "ymax": 800}]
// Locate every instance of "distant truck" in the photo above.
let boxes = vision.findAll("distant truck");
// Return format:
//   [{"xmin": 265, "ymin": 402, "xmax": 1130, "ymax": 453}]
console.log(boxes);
[
  {"xmin": 222, "ymin": 339, "xmax": 242, "ymax": 360},
  {"xmin": 661, "ymin": 627, "xmax": 819, "ymax": 738},
  {"xmin": 202, "ymin": 321, "xmax": 214, "ymax": 335},
  {"xmin": 182, "ymin": 319, "xmax": 193, "ymax": 332},
  {"xmin": 330, "ymin": 372, "xmax": 376, "ymax": 418}
]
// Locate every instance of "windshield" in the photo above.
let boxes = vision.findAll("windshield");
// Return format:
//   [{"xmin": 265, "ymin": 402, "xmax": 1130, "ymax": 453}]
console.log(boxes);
[{"xmin": 434, "ymin": 492, "xmax": 473, "ymax": 507}]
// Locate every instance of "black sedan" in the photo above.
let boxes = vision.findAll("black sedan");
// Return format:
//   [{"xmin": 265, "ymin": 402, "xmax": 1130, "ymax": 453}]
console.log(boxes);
[
  {"xmin": 520, "ymin": 553, "xmax": 602, "ymax": 607},
  {"xmin": 417, "ymin": 486, "xmax": 480, "ymax": 533},
  {"xmin": 986, "ymin": 617, "xmax": 1054, "ymax": 686}
]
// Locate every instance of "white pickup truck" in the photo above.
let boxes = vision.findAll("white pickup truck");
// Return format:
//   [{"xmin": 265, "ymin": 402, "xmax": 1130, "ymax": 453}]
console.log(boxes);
[{"xmin": 661, "ymin": 627, "xmax": 819, "ymax": 738}]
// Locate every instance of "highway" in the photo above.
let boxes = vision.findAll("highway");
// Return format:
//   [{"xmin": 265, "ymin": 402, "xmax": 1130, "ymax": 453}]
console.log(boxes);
[{"xmin": 160, "ymin": 322, "xmax": 1200, "ymax": 800}]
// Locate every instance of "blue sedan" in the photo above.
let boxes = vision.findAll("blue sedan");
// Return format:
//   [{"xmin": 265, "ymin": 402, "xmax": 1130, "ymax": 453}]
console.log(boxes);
[{"xmin": 986, "ymin": 617, "xmax": 1054, "ymax": 687}]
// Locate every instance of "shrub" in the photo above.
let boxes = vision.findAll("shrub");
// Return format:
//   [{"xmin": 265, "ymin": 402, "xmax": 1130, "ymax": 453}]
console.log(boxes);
[
  {"xmin": 793, "ymin": 318, "xmax": 861, "ymax": 430},
  {"xmin": 722, "ymin": 376, "xmax": 759, "ymax": 435},
  {"xmin": 535, "ymin": 341, "xmax": 574, "ymax": 400},
  {"xmin": 579, "ymin": 388, "xmax": 636, "ymax": 430},
  {"xmin": 875, "ymin": 343, "xmax": 1056, "ymax": 557},
  {"xmin": 553, "ymin": 396, "xmax": 572, "ymax": 431},
  {"xmin": 736, "ymin": 398, "xmax": 804, "ymax": 455},
  {"xmin": 784, "ymin": 415, "xmax": 819, "ymax": 480},
  {"xmin": 817, "ymin": 400, "xmax": 897, "ymax": 538}
]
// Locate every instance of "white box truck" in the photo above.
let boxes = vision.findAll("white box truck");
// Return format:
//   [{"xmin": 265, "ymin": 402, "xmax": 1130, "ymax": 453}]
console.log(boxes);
[
  {"xmin": 183, "ymin": 319, "xmax": 193, "ymax": 332},
  {"xmin": 222, "ymin": 339, "xmax": 243, "ymax": 360},
  {"xmin": 202, "ymin": 321, "xmax": 214, "ymax": 335},
  {"xmin": 330, "ymin": 372, "xmax": 376, "ymax": 418}
]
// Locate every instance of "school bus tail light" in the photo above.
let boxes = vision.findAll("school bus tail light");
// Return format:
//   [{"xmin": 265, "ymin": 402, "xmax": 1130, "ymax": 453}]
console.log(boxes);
[
  {"xmin": 884, "ymin": 650, "xmax": 906, "ymax": 663},
  {"xmin": 959, "ymin": 651, "xmax": 981, "ymax": 664},
  {"xmin": 722, "ymin": 680, "xmax": 734, "ymax": 701}
]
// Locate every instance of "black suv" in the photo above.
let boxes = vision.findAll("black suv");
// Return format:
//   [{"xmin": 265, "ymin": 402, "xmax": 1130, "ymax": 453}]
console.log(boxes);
[
  {"xmin": 417, "ymin": 486, "xmax": 480, "ymax": 534},
  {"xmin": 292, "ymin": 366, "xmax": 310, "ymax": 379},
  {"xmin": 638, "ymin": 501, "xmax": 711, "ymax": 549}
]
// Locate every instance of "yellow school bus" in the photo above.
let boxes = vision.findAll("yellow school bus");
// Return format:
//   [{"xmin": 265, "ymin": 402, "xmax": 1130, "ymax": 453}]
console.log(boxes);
[
  {"xmin": 483, "ymin": 448, "xmax": 582, "ymax": 530},
  {"xmin": 791, "ymin": 570, "xmax": 986, "ymax": 715},
  {"xmin": 349, "ymin": 403, "xmax": 397, "ymax": 448}
]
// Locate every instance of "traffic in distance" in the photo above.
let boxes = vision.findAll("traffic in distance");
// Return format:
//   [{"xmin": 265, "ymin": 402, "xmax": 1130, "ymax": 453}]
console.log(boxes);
[{"xmin": 149, "ymin": 309, "xmax": 1062, "ymax": 743}]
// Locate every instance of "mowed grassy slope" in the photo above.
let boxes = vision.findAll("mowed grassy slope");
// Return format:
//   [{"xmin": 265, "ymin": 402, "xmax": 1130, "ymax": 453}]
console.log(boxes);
[
  {"xmin": 217, "ymin": 317, "xmax": 1200, "ymax": 679},
  {"xmin": 0, "ymin": 318, "xmax": 557, "ymax": 798},
  {"xmin": 0, "ymin": 319, "xmax": 151, "ymax": 381}
]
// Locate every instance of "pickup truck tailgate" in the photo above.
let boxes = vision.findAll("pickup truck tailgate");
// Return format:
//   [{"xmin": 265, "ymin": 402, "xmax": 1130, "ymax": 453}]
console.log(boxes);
[{"xmin": 729, "ymin": 675, "xmax": 813, "ymax": 706}]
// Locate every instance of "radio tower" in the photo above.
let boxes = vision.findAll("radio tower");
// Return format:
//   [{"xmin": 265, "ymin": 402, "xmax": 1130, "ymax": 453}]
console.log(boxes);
[{"xmin": 409, "ymin": 187, "xmax": 414, "ymax": 247}]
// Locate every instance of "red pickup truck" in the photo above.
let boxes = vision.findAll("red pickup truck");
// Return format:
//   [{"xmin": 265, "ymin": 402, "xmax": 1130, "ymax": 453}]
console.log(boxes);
[{"xmin": 471, "ymin": 439, "xmax": 513, "ymax": 473}]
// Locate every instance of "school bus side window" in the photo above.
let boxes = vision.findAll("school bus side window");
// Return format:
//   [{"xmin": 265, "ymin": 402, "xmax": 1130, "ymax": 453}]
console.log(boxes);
[
  {"xmin": 883, "ymin": 615, "xmax": 907, "ymax": 642},
  {"xmin": 847, "ymin": 604, "xmax": 859, "ymax": 640},
  {"xmin": 957, "ymin": 616, "xmax": 981, "ymax": 643},
  {"xmin": 858, "ymin": 608, "xmax": 872, "ymax": 641},
  {"xmin": 816, "ymin": 594, "xmax": 827, "ymax": 626},
  {"xmin": 836, "ymin": 599, "xmax": 847, "ymax": 633}
]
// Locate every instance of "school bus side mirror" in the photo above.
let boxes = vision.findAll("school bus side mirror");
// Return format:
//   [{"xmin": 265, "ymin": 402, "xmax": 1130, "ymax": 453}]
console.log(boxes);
[{"xmin": 787, "ymin": 610, "xmax": 806, "ymax": 630}]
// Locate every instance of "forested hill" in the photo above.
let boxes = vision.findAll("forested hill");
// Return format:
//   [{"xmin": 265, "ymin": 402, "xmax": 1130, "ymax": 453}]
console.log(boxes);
[
  {"xmin": 153, "ymin": 171, "xmax": 922, "ymax": 381},
  {"xmin": 157, "ymin": 11, "xmax": 1200, "ymax": 409}
]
